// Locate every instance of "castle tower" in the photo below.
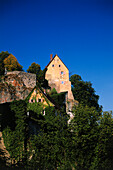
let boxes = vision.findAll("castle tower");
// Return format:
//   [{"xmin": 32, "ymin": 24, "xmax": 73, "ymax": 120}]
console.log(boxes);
[{"xmin": 45, "ymin": 54, "xmax": 74, "ymax": 101}]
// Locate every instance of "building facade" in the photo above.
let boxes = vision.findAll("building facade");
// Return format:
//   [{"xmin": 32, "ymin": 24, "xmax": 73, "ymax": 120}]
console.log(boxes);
[{"xmin": 45, "ymin": 54, "xmax": 77, "ymax": 112}]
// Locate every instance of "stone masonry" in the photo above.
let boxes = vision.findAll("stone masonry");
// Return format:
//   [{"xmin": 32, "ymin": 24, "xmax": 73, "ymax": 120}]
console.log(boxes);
[{"xmin": 0, "ymin": 71, "xmax": 36, "ymax": 104}]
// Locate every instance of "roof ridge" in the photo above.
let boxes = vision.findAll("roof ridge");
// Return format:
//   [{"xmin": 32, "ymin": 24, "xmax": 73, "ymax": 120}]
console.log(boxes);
[{"xmin": 46, "ymin": 54, "xmax": 68, "ymax": 70}]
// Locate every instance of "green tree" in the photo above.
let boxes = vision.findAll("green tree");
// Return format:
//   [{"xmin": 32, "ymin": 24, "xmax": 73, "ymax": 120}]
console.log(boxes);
[
  {"xmin": 70, "ymin": 104, "xmax": 101, "ymax": 170},
  {"xmin": 2, "ymin": 100, "xmax": 27, "ymax": 164},
  {"xmin": 93, "ymin": 111, "xmax": 113, "ymax": 170},
  {"xmin": 27, "ymin": 63, "xmax": 48, "ymax": 88},
  {"xmin": 49, "ymin": 88, "xmax": 57, "ymax": 95},
  {"xmin": 27, "ymin": 62, "xmax": 41, "ymax": 74},
  {"xmin": 28, "ymin": 107, "xmax": 72, "ymax": 169},
  {"xmin": 3, "ymin": 54, "xmax": 23, "ymax": 71},
  {"xmin": 70, "ymin": 74, "xmax": 102, "ymax": 112},
  {"xmin": 36, "ymin": 68, "xmax": 48, "ymax": 88},
  {"xmin": 0, "ymin": 51, "xmax": 10, "ymax": 76}
]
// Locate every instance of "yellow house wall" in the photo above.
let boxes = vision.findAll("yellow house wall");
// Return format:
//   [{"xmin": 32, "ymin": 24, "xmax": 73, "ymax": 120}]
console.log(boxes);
[
  {"xmin": 29, "ymin": 89, "xmax": 54, "ymax": 106},
  {"xmin": 45, "ymin": 55, "xmax": 74, "ymax": 100},
  {"xmin": 45, "ymin": 55, "xmax": 69, "ymax": 82}
]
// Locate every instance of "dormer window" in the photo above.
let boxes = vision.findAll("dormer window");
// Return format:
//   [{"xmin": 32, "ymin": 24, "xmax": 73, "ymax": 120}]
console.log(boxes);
[{"xmin": 52, "ymin": 64, "xmax": 54, "ymax": 67}]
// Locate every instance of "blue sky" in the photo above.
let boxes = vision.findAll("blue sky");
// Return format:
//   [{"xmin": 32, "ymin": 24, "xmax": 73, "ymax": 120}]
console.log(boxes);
[{"xmin": 0, "ymin": 0, "xmax": 113, "ymax": 111}]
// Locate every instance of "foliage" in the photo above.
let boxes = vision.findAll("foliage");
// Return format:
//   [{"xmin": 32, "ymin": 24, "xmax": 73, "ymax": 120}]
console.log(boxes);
[
  {"xmin": 70, "ymin": 74, "xmax": 102, "ymax": 112},
  {"xmin": 49, "ymin": 87, "xmax": 58, "ymax": 95},
  {"xmin": 28, "ymin": 107, "xmax": 72, "ymax": 169},
  {"xmin": 50, "ymin": 92, "xmax": 66, "ymax": 108},
  {"xmin": 27, "ymin": 102, "xmax": 44, "ymax": 115},
  {"xmin": 70, "ymin": 104, "xmax": 101, "ymax": 170},
  {"xmin": 27, "ymin": 62, "xmax": 48, "ymax": 88},
  {"xmin": 3, "ymin": 54, "xmax": 23, "ymax": 71},
  {"xmin": 36, "ymin": 68, "xmax": 49, "ymax": 88},
  {"xmin": 69, "ymin": 104, "xmax": 113, "ymax": 170},
  {"xmin": 2, "ymin": 100, "xmax": 27, "ymax": 163},
  {"xmin": 2, "ymin": 127, "xmax": 24, "ymax": 163},
  {"xmin": 1, "ymin": 100, "xmax": 113, "ymax": 169},
  {"xmin": 0, "ymin": 102, "xmax": 16, "ymax": 131},
  {"xmin": 93, "ymin": 111, "xmax": 113, "ymax": 170},
  {"xmin": 0, "ymin": 51, "xmax": 10, "ymax": 76},
  {"xmin": 27, "ymin": 62, "xmax": 41, "ymax": 74}
]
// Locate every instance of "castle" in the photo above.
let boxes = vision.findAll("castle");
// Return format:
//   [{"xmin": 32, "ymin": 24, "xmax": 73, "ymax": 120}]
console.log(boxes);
[
  {"xmin": 45, "ymin": 54, "xmax": 77, "ymax": 112},
  {"xmin": 0, "ymin": 54, "xmax": 77, "ymax": 113}
]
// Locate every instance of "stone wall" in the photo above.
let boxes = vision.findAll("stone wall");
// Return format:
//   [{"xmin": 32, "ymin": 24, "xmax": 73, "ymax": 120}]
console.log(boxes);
[
  {"xmin": 0, "ymin": 71, "xmax": 36, "ymax": 104},
  {"xmin": 7, "ymin": 71, "xmax": 36, "ymax": 88}
]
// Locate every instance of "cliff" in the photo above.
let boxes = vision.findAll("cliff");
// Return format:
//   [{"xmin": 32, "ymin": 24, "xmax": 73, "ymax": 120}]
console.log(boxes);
[{"xmin": 0, "ymin": 71, "xmax": 36, "ymax": 103}]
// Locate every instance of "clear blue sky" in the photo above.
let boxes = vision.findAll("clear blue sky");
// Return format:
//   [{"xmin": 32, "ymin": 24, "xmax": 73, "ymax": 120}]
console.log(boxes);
[{"xmin": 0, "ymin": 0, "xmax": 113, "ymax": 111}]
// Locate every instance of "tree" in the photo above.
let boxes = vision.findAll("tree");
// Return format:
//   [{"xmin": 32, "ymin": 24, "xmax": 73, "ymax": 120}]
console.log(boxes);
[
  {"xmin": 27, "ymin": 63, "xmax": 48, "ymax": 88},
  {"xmin": 70, "ymin": 104, "xmax": 101, "ymax": 170},
  {"xmin": 0, "ymin": 51, "xmax": 10, "ymax": 76},
  {"xmin": 49, "ymin": 88, "xmax": 57, "ymax": 95},
  {"xmin": 27, "ymin": 62, "xmax": 41, "ymax": 74},
  {"xmin": 93, "ymin": 111, "xmax": 113, "ymax": 170},
  {"xmin": 28, "ymin": 107, "xmax": 72, "ymax": 169},
  {"xmin": 3, "ymin": 54, "xmax": 23, "ymax": 71},
  {"xmin": 2, "ymin": 100, "xmax": 27, "ymax": 165},
  {"xmin": 70, "ymin": 74, "xmax": 102, "ymax": 112}
]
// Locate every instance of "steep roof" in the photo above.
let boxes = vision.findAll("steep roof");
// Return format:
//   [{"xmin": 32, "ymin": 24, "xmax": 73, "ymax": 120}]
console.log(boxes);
[
  {"xmin": 25, "ymin": 85, "xmax": 60, "ymax": 109},
  {"xmin": 46, "ymin": 55, "xmax": 69, "ymax": 70}
]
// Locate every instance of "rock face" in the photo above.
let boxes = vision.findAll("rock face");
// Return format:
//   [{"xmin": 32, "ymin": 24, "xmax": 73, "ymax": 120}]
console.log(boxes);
[
  {"xmin": 6, "ymin": 71, "xmax": 36, "ymax": 88},
  {"xmin": 0, "ymin": 71, "xmax": 36, "ymax": 104}
]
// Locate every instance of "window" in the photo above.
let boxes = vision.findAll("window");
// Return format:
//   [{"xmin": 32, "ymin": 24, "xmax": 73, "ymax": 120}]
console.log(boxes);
[
  {"xmin": 61, "ymin": 81, "xmax": 64, "ymax": 84},
  {"xmin": 39, "ymin": 99, "xmax": 41, "ymax": 102},
  {"xmin": 31, "ymin": 99, "xmax": 33, "ymax": 103},
  {"xmin": 59, "ymin": 65, "xmax": 61, "ymax": 67},
  {"xmin": 52, "ymin": 64, "xmax": 54, "ymax": 67},
  {"xmin": 61, "ymin": 71, "xmax": 64, "ymax": 75}
]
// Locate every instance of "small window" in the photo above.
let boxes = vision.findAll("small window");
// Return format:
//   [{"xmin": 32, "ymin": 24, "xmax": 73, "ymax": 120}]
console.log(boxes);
[
  {"xmin": 39, "ymin": 99, "xmax": 41, "ymax": 102},
  {"xmin": 31, "ymin": 99, "xmax": 33, "ymax": 103},
  {"xmin": 52, "ymin": 64, "xmax": 54, "ymax": 67},
  {"xmin": 61, "ymin": 81, "xmax": 64, "ymax": 84},
  {"xmin": 59, "ymin": 65, "xmax": 61, "ymax": 67},
  {"xmin": 61, "ymin": 71, "xmax": 64, "ymax": 75}
]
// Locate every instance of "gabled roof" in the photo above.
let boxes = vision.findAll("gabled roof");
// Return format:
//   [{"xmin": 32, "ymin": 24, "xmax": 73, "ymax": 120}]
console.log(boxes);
[
  {"xmin": 25, "ymin": 85, "xmax": 60, "ymax": 109},
  {"xmin": 46, "ymin": 55, "xmax": 69, "ymax": 70}
]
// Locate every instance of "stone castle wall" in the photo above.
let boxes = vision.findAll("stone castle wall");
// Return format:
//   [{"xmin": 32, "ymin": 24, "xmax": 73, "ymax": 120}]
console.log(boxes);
[
  {"xmin": 7, "ymin": 71, "xmax": 36, "ymax": 88},
  {"xmin": 0, "ymin": 71, "xmax": 36, "ymax": 104}
]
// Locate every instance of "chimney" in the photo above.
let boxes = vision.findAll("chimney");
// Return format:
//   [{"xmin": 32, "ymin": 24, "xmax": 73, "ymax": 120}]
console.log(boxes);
[{"xmin": 50, "ymin": 54, "xmax": 53, "ymax": 61}]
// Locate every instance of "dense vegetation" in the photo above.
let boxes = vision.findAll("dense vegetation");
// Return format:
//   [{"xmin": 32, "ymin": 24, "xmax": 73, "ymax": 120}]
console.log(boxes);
[
  {"xmin": 0, "ymin": 51, "xmax": 113, "ymax": 169},
  {"xmin": 27, "ymin": 62, "xmax": 49, "ymax": 88},
  {"xmin": 70, "ymin": 74, "xmax": 102, "ymax": 112},
  {"xmin": 0, "ymin": 51, "xmax": 23, "ymax": 77},
  {"xmin": 1, "ymin": 99, "xmax": 113, "ymax": 169}
]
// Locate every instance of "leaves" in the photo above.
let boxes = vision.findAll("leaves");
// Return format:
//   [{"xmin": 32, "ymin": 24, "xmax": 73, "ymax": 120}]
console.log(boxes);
[
  {"xmin": 3, "ymin": 54, "xmax": 23, "ymax": 71},
  {"xmin": 0, "ymin": 51, "xmax": 10, "ymax": 75},
  {"xmin": 70, "ymin": 74, "xmax": 102, "ymax": 112},
  {"xmin": 70, "ymin": 104, "xmax": 101, "ymax": 169},
  {"xmin": 27, "ymin": 62, "xmax": 41, "ymax": 74}
]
